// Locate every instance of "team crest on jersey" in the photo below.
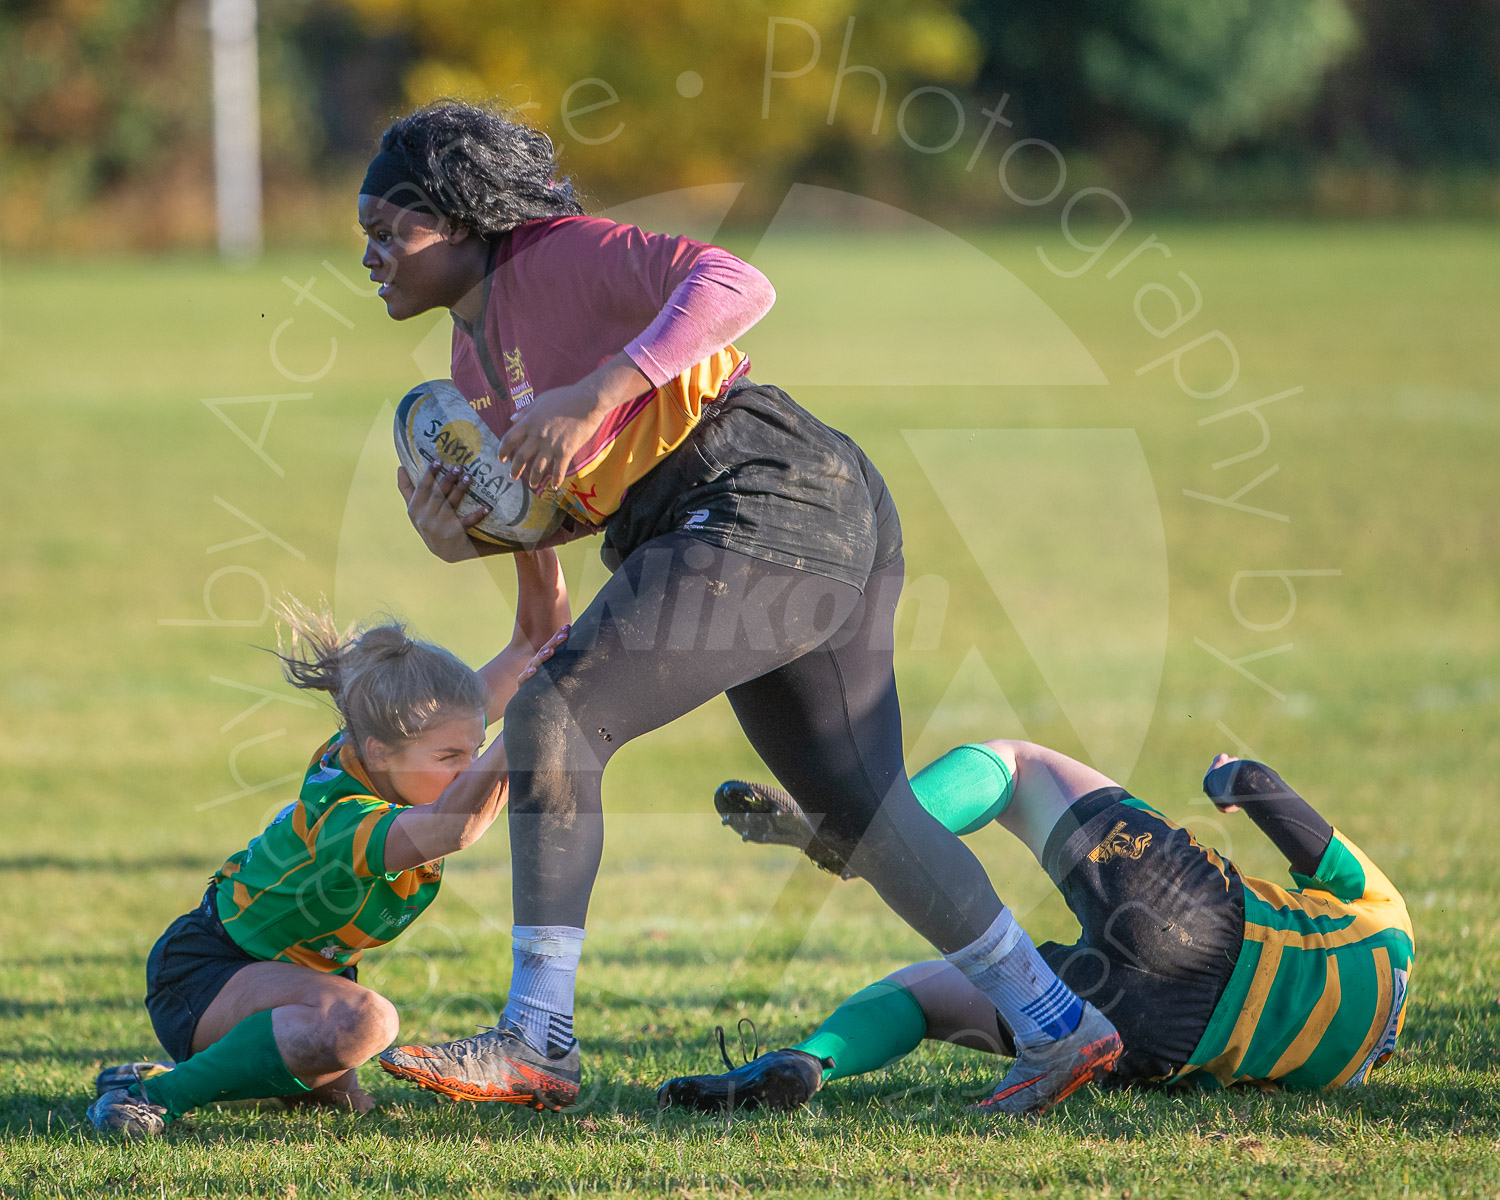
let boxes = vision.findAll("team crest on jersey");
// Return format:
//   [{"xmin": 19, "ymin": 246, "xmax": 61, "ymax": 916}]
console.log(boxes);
[
  {"xmin": 1088, "ymin": 820, "xmax": 1152, "ymax": 865},
  {"xmin": 503, "ymin": 348, "xmax": 535, "ymax": 409}
]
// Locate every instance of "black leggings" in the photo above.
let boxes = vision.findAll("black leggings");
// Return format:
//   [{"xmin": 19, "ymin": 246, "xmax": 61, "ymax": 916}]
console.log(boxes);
[{"xmin": 502, "ymin": 533, "xmax": 1005, "ymax": 952}]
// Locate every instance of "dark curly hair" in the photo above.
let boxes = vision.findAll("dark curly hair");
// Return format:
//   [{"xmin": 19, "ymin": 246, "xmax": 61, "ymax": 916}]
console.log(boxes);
[{"xmin": 374, "ymin": 101, "xmax": 585, "ymax": 236}]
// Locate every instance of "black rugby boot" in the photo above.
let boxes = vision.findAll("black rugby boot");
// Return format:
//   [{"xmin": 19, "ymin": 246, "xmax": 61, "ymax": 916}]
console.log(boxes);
[
  {"xmin": 713, "ymin": 780, "xmax": 855, "ymax": 879},
  {"xmin": 657, "ymin": 1045, "xmax": 829, "ymax": 1113}
]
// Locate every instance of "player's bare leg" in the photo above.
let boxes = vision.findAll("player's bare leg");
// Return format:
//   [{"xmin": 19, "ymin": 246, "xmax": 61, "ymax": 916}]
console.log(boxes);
[
  {"xmin": 281, "ymin": 1069, "xmax": 375, "ymax": 1114},
  {"xmin": 90, "ymin": 962, "xmax": 395, "ymax": 1135},
  {"xmin": 190, "ymin": 961, "xmax": 398, "ymax": 1094},
  {"xmin": 886, "ymin": 960, "xmax": 1012, "ymax": 1054},
  {"xmin": 971, "ymin": 740, "xmax": 1112, "ymax": 859}
]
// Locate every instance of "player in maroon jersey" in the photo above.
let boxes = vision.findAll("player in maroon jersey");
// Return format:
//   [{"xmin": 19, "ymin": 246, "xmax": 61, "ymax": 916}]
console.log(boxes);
[{"xmin": 357, "ymin": 101, "xmax": 1120, "ymax": 1114}]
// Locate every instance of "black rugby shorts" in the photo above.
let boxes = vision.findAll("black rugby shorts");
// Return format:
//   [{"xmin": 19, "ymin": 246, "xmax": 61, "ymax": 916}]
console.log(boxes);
[{"xmin": 1034, "ymin": 789, "xmax": 1245, "ymax": 1081}]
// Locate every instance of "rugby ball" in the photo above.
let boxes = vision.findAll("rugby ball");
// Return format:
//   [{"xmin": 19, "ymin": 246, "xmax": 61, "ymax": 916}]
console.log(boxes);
[{"xmin": 393, "ymin": 379, "xmax": 566, "ymax": 549}]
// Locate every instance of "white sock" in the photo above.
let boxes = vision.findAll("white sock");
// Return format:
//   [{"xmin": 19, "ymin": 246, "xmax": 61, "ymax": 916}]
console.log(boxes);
[
  {"xmin": 945, "ymin": 908, "xmax": 1084, "ymax": 1051},
  {"xmin": 502, "ymin": 925, "xmax": 585, "ymax": 1057}
]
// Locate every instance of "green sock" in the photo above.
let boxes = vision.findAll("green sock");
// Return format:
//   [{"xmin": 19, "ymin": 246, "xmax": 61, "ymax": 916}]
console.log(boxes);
[
  {"xmin": 784, "ymin": 748, "xmax": 1011, "ymax": 1086},
  {"xmin": 910, "ymin": 743, "xmax": 1015, "ymax": 835},
  {"xmin": 141, "ymin": 1009, "xmax": 309, "ymax": 1120},
  {"xmin": 791, "ymin": 980, "xmax": 928, "ymax": 1082}
]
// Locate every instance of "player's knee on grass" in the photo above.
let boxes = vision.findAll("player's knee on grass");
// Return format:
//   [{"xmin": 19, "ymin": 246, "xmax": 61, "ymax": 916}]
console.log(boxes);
[{"xmin": 316, "ymin": 989, "xmax": 400, "ymax": 1071}]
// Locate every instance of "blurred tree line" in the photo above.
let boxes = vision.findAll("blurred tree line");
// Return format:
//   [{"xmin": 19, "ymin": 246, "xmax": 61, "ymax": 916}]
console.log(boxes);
[{"xmin": 1, "ymin": 0, "xmax": 1496, "ymax": 250}]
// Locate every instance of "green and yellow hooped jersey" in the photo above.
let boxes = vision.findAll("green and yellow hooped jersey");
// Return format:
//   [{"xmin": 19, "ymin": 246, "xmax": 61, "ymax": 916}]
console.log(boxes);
[
  {"xmin": 1179, "ymin": 830, "xmax": 1414, "ymax": 1091},
  {"xmin": 212, "ymin": 734, "xmax": 443, "ymax": 972}
]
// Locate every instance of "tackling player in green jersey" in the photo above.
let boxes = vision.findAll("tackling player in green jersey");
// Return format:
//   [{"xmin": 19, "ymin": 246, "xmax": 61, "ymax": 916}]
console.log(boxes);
[
  {"xmin": 661, "ymin": 739, "xmax": 1413, "ymax": 1113},
  {"xmin": 87, "ymin": 543, "xmax": 570, "ymax": 1138}
]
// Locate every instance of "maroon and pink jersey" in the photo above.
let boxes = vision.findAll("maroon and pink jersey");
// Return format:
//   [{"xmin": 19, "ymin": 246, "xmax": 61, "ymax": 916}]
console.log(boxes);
[{"xmin": 449, "ymin": 216, "xmax": 770, "ymax": 525}]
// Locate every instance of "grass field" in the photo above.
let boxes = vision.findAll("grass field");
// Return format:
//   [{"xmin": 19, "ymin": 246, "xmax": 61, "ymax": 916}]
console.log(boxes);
[{"xmin": 1, "ymin": 220, "xmax": 1497, "ymax": 1198}]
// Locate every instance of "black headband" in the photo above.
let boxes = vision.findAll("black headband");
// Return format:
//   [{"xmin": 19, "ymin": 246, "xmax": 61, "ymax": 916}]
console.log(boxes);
[{"xmin": 359, "ymin": 146, "xmax": 440, "ymax": 216}]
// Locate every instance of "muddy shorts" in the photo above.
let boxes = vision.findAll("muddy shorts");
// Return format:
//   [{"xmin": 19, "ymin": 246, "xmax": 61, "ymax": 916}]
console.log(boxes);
[
  {"xmin": 603, "ymin": 379, "xmax": 902, "ymax": 592},
  {"xmin": 1035, "ymin": 789, "xmax": 1245, "ymax": 1081}
]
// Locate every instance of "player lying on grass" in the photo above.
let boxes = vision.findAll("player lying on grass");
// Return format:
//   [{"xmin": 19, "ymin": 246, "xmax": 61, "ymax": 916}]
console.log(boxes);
[
  {"xmin": 86, "ymin": 554, "xmax": 569, "ymax": 1138},
  {"xmin": 659, "ymin": 740, "xmax": 1413, "ymax": 1113}
]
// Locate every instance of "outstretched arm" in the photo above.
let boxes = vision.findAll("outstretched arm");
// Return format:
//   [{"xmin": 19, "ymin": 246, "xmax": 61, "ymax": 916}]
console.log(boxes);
[
  {"xmin": 477, "ymin": 549, "xmax": 571, "ymax": 725},
  {"xmin": 380, "ymin": 623, "xmax": 569, "ymax": 872},
  {"xmin": 1201, "ymin": 754, "xmax": 1333, "ymax": 876},
  {"xmin": 381, "ymin": 737, "xmax": 509, "ymax": 872}
]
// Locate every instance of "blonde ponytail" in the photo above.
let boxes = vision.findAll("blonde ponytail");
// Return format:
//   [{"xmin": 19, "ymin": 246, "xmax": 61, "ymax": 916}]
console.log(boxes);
[{"xmin": 273, "ymin": 596, "xmax": 486, "ymax": 750}]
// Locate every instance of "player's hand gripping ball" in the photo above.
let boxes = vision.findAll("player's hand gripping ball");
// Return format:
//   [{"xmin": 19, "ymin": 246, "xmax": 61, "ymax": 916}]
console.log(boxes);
[{"xmin": 394, "ymin": 380, "xmax": 567, "ymax": 551}]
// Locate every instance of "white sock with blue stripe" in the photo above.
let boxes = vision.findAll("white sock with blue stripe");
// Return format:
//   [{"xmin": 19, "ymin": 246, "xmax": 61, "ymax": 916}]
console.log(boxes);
[
  {"xmin": 944, "ymin": 909, "xmax": 1084, "ymax": 1051},
  {"xmin": 503, "ymin": 925, "xmax": 585, "ymax": 1058}
]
